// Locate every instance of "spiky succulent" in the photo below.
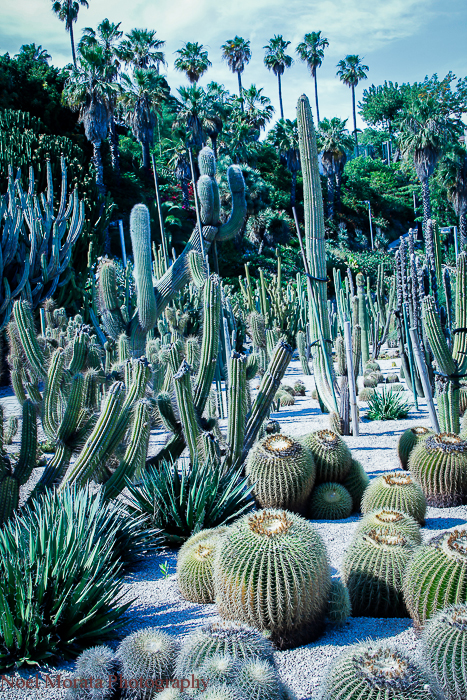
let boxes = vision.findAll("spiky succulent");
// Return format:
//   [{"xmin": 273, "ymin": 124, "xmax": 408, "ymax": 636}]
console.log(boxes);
[
  {"xmin": 197, "ymin": 687, "xmax": 248, "ymax": 700},
  {"xmin": 358, "ymin": 388, "xmax": 376, "ymax": 402},
  {"xmin": 199, "ymin": 653, "xmax": 238, "ymax": 686},
  {"xmin": 70, "ymin": 645, "xmax": 119, "ymax": 699},
  {"xmin": 397, "ymin": 427, "xmax": 433, "ymax": 470},
  {"xmin": 389, "ymin": 383, "xmax": 405, "ymax": 392},
  {"xmin": 363, "ymin": 374, "xmax": 379, "ymax": 388},
  {"xmin": 327, "ymin": 579, "xmax": 351, "ymax": 625},
  {"xmin": 301, "ymin": 430, "xmax": 352, "ymax": 484},
  {"xmin": 117, "ymin": 628, "xmax": 178, "ymax": 699},
  {"xmin": 403, "ymin": 529, "xmax": 467, "ymax": 628},
  {"xmin": 409, "ymin": 433, "xmax": 467, "ymax": 507},
  {"xmin": 354, "ymin": 509, "xmax": 421, "ymax": 545},
  {"xmin": 237, "ymin": 657, "xmax": 284, "ymax": 700},
  {"xmin": 342, "ymin": 459, "xmax": 370, "ymax": 512},
  {"xmin": 245, "ymin": 434, "xmax": 315, "ymax": 512},
  {"xmin": 365, "ymin": 361, "xmax": 381, "ymax": 373},
  {"xmin": 308, "ymin": 483, "xmax": 353, "ymax": 520},
  {"xmin": 275, "ymin": 390, "xmax": 295, "ymax": 407},
  {"xmin": 423, "ymin": 603, "xmax": 467, "ymax": 700},
  {"xmin": 361, "ymin": 472, "xmax": 427, "ymax": 524},
  {"xmin": 214, "ymin": 509, "xmax": 331, "ymax": 649},
  {"xmin": 318, "ymin": 641, "xmax": 439, "ymax": 699},
  {"xmin": 177, "ymin": 527, "xmax": 228, "ymax": 604},
  {"xmin": 293, "ymin": 381, "xmax": 306, "ymax": 396}
]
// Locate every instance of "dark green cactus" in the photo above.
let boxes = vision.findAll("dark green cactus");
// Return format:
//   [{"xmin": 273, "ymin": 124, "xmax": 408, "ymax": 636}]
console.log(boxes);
[
  {"xmin": 117, "ymin": 628, "xmax": 178, "ymax": 700},
  {"xmin": 301, "ymin": 429, "xmax": 352, "ymax": 484},
  {"xmin": 355, "ymin": 509, "xmax": 422, "ymax": 545},
  {"xmin": 397, "ymin": 426, "xmax": 433, "ymax": 470},
  {"xmin": 342, "ymin": 458, "xmax": 369, "ymax": 512},
  {"xmin": 423, "ymin": 603, "xmax": 467, "ymax": 700},
  {"xmin": 130, "ymin": 204, "xmax": 158, "ymax": 333},
  {"xmin": 308, "ymin": 482, "xmax": 353, "ymax": 520},
  {"xmin": 409, "ymin": 433, "xmax": 467, "ymax": 507},
  {"xmin": 327, "ymin": 579, "xmax": 351, "ymax": 625},
  {"xmin": 177, "ymin": 527, "xmax": 229, "ymax": 604}
]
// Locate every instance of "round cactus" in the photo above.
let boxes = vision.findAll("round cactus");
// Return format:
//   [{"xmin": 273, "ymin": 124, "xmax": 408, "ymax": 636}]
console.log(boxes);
[
  {"xmin": 423, "ymin": 603, "xmax": 467, "ymax": 700},
  {"xmin": 363, "ymin": 374, "xmax": 379, "ymax": 388},
  {"xmin": 365, "ymin": 361, "xmax": 381, "ymax": 373},
  {"xmin": 275, "ymin": 391, "xmax": 295, "ymax": 407},
  {"xmin": 327, "ymin": 579, "xmax": 351, "ymax": 625},
  {"xmin": 71, "ymin": 646, "xmax": 118, "ymax": 699},
  {"xmin": 386, "ymin": 373, "xmax": 400, "ymax": 383},
  {"xmin": 403, "ymin": 529, "xmax": 467, "ymax": 628},
  {"xmin": 361, "ymin": 472, "xmax": 427, "ymax": 524},
  {"xmin": 175, "ymin": 621, "xmax": 275, "ymax": 678},
  {"xmin": 318, "ymin": 641, "xmax": 439, "ymax": 700},
  {"xmin": 117, "ymin": 627, "xmax": 178, "ymax": 698},
  {"xmin": 293, "ymin": 381, "xmax": 306, "ymax": 396},
  {"xmin": 354, "ymin": 509, "xmax": 421, "ymax": 545},
  {"xmin": 342, "ymin": 459, "xmax": 369, "ymax": 512},
  {"xmin": 409, "ymin": 433, "xmax": 467, "ymax": 507},
  {"xmin": 214, "ymin": 509, "xmax": 331, "ymax": 649},
  {"xmin": 311, "ymin": 388, "xmax": 318, "ymax": 400},
  {"xmin": 358, "ymin": 387, "xmax": 375, "ymax": 402},
  {"xmin": 197, "ymin": 687, "xmax": 248, "ymax": 700},
  {"xmin": 199, "ymin": 654, "xmax": 238, "ymax": 686},
  {"xmin": 301, "ymin": 430, "xmax": 352, "ymax": 484},
  {"xmin": 237, "ymin": 658, "xmax": 284, "ymax": 700},
  {"xmin": 280, "ymin": 384, "xmax": 296, "ymax": 396},
  {"xmin": 177, "ymin": 527, "xmax": 228, "ymax": 604},
  {"xmin": 397, "ymin": 426, "xmax": 433, "ymax": 470},
  {"xmin": 308, "ymin": 483, "xmax": 353, "ymax": 520},
  {"xmin": 246, "ymin": 434, "xmax": 315, "ymax": 512},
  {"xmin": 342, "ymin": 529, "xmax": 415, "ymax": 617},
  {"xmin": 388, "ymin": 383, "xmax": 405, "ymax": 392}
]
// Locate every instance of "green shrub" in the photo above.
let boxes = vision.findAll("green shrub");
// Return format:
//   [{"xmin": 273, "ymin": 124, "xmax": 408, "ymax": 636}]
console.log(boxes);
[{"xmin": 366, "ymin": 388, "xmax": 412, "ymax": 420}]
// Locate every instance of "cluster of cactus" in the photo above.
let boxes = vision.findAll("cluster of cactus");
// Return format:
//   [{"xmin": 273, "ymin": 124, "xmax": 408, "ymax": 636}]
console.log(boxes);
[
  {"xmin": 408, "ymin": 432, "xmax": 467, "ymax": 506},
  {"xmin": 361, "ymin": 471, "xmax": 427, "ymax": 524},
  {"xmin": 397, "ymin": 426, "xmax": 433, "ymax": 469},
  {"xmin": 334, "ymin": 327, "xmax": 361, "ymax": 435}
]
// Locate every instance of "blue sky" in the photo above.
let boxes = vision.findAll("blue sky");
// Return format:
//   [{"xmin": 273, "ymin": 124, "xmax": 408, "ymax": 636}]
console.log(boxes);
[{"xmin": 1, "ymin": 0, "xmax": 466, "ymax": 129}]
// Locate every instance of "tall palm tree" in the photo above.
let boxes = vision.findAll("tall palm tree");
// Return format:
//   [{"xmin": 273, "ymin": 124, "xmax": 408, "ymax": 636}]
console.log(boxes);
[
  {"xmin": 336, "ymin": 55, "xmax": 369, "ymax": 155},
  {"xmin": 438, "ymin": 145, "xmax": 467, "ymax": 248},
  {"xmin": 221, "ymin": 36, "xmax": 251, "ymax": 111},
  {"xmin": 240, "ymin": 84, "xmax": 275, "ymax": 136},
  {"xmin": 317, "ymin": 117, "xmax": 353, "ymax": 217},
  {"xmin": 173, "ymin": 85, "xmax": 210, "ymax": 150},
  {"xmin": 16, "ymin": 44, "xmax": 51, "ymax": 64},
  {"xmin": 119, "ymin": 68, "xmax": 170, "ymax": 170},
  {"xmin": 63, "ymin": 45, "xmax": 114, "ymax": 194},
  {"xmin": 296, "ymin": 32, "xmax": 329, "ymax": 123},
  {"xmin": 51, "ymin": 0, "xmax": 89, "ymax": 67},
  {"xmin": 268, "ymin": 119, "xmax": 301, "ymax": 205},
  {"xmin": 263, "ymin": 35, "xmax": 293, "ymax": 120},
  {"xmin": 118, "ymin": 29, "xmax": 166, "ymax": 71},
  {"xmin": 399, "ymin": 96, "xmax": 463, "ymax": 231},
  {"xmin": 174, "ymin": 42, "xmax": 211, "ymax": 84},
  {"xmin": 204, "ymin": 82, "xmax": 230, "ymax": 157}
]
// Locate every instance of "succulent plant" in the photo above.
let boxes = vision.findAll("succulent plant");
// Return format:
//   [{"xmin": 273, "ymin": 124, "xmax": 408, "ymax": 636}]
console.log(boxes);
[
  {"xmin": 308, "ymin": 483, "xmax": 353, "ymax": 520},
  {"xmin": 197, "ymin": 687, "xmax": 247, "ymax": 700},
  {"xmin": 177, "ymin": 527, "xmax": 228, "ymax": 604},
  {"xmin": 69, "ymin": 645, "xmax": 119, "ymax": 699},
  {"xmin": 117, "ymin": 628, "xmax": 178, "ymax": 699},
  {"xmin": 460, "ymin": 387, "xmax": 467, "ymax": 416},
  {"xmin": 423, "ymin": 603, "xmax": 467, "ymax": 700},
  {"xmin": 363, "ymin": 374, "xmax": 379, "ymax": 388},
  {"xmin": 318, "ymin": 641, "xmax": 439, "ymax": 699},
  {"xmin": 342, "ymin": 529, "xmax": 415, "ymax": 617},
  {"xmin": 280, "ymin": 384, "xmax": 296, "ymax": 396},
  {"xmin": 214, "ymin": 509, "xmax": 331, "ymax": 649},
  {"xmin": 237, "ymin": 657, "xmax": 284, "ymax": 700},
  {"xmin": 365, "ymin": 361, "xmax": 381, "ymax": 373},
  {"xmin": 199, "ymin": 654, "xmax": 238, "ymax": 687},
  {"xmin": 358, "ymin": 387, "xmax": 375, "ymax": 402},
  {"xmin": 326, "ymin": 579, "xmax": 351, "ymax": 625},
  {"xmin": 361, "ymin": 472, "xmax": 427, "ymax": 524},
  {"xmin": 275, "ymin": 390, "xmax": 295, "ymax": 407},
  {"xmin": 397, "ymin": 427, "xmax": 433, "ymax": 470},
  {"xmin": 403, "ymin": 529, "xmax": 467, "ymax": 628},
  {"xmin": 245, "ymin": 434, "xmax": 315, "ymax": 512},
  {"xmin": 354, "ymin": 509, "xmax": 421, "ymax": 545},
  {"xmin": 342, "ymin": 458, "xmax": 370, "ymax": 512},
  {"xmin": 301, "ymin": 429, "xmax": 352, "ymax": 484},
  {"xmin": 409, "ymin": 433, "xmax": 467, "ymax": 507},
  {"xmin": 311, "ymin": 388, "xmax": 318, "ymax": 400},
  {"xmin": 386, "ymin": 373, "xmax": 399, "ymax": 383},
  {"xmin": 293, "ymin": 381, "xmax": 306, "ymax": 396}
]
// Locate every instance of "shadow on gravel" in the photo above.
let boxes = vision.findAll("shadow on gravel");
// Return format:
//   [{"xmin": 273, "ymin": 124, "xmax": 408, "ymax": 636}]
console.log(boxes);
[
  {"xmin": 126, "ymin": 601, "xmax": 216, "ymax": 634},
  {"xmin": 424, "ymin": 517, "xmax": 466, "ymax": 530},
  {"xmin": 301, "ymin": 617, "xmax": 413, "ymax": 650}
]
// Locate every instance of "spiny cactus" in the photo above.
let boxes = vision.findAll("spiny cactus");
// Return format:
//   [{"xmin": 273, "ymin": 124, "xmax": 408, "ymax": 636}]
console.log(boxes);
[
  {"xmin": 177, "ymin": 527, "xmax": 228, "ymax": 604},
  {"xmin": 308, "ymin": 482, "xmax": 353, "ymax": 520},
  {"xmin": 342, "ymin": 529, "xmax": 415, "ymax": 617},
  {"xmin": 117, "ymin": 628, "xmax": 178, "ymax": 699},
  {"xmin": 245, "ymin": 434, "xmax": 315, "ymax": 512},
  {"xmin": 69, "ymin": 645, "xmax": 119, "ymax": 699},
  {"xmin": 409, "ymin": 433, "xmax": 467, "ymax": 507},
  {"xmin": 361, "ymin": 472, "xmax": 427, "ymax": 524},
  {"xmin": 215, "ymin": 509, "xmax": 331, "ymax": 649},
  {"xmin": 358, "ymin": 387, "xmax": 375, "ymax": 402},
  {"xmin": 386, "ymin": 373, "xmax": 399, "ymax": 383},
  {"xmin": 397, "ymin": 426, "xmax": 433, "ymax": 470},
  {"xmin": 357, "ymin": 274, "xmax": 371, "ymax": 367},
  {"xmin": 130, "ymin": 204, "xmax": 158, "ymax": 333},
  {"xmin": 423, "ymin": 603, "xmax": 467, "ymax": 700},
  {"xmin": 342, "ymin": 458, "xmax": 369, "ymax": 512},
  {"xmin": 198, "ymin": 687, "xmax": 247, "ymax": 700},
  {"xmin": 237, "ymin": 658, "xmax": 284, "ymax": 700},
  {"xmin": 355, "ymin": 509, "xmax": 422, "ymax": 545},
  {"xmin": 301, "ymin": 429, "xmax": 352, "ymax": 483},
  {"xmin": 327, "ymin": 579, "xmax": 351, "ymax": 625},
  {"xmin": 199, "ymin": 654, "xmax": 238, "ymax": 687},
  {"xmin": 363, "ymin": 373, "xmax": 379, "ymax": 388}
]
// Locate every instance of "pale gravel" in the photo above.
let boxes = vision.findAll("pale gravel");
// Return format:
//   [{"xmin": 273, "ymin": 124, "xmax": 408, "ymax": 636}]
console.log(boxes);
[{"xmin": 1, "ymin": 356, "xmax": 466, "ymax": 699}]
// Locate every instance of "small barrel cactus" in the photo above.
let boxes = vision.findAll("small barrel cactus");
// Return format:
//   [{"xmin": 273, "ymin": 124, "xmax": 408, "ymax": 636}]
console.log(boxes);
[
  {"xmin": 318, "ymin": 641, "xmax": 439, "ymax": 700},
  {"xmin": 236, "ymin": 657, "xmax": 284, "ymax": 700},
  {"xmin": 403, "ymin": 528, "xmax": 467, "ymax": 628},
  {"xmin": 423, "ymin": 603, "xmax": 467, "ymax": 700},
  {"xmin": 327, "ymin": 579, "xmax": 351, "ymax": 625},
  {"xmin": 409, "ymin": 433, "xmax": 467, "ymax": 507},
  {"xmin": 308, "ymin": 483, "xmax": 353, "ymax": 520},
  {"xmin": 70, "ymin": 645, "xmax": 119, "ymax": 699},
  {"xmin": 342, "ymin": 529, "xmax": 415, "ymax": 617},
  {"xmin": 245, "ymin": 434, "xmax": 315, "ymax": 512},
  {"xmin": 311, "ymin": 388, "xmax": 318, "ymax": 400},
  {"xmin": 397, "ymin": 426, "xmax": 433, "ymax": 470},
  {"xmin": 361, "ymin": 472, "xmax": 427, "ymax": 524},
  {"xmin": 199, "ymin": 654, "xmax": 238, "ymax": 686},
  {"xmin": 363, "ymin": 374, "xmax": 379, "ymax": 388},
  {"xmin": 386, "ymin": 373, "xmax": 399, "ymax": 383},
  {"xmin": 358, "ymin": 387, "xmax": 375, "ymax": 402},
  {"xmin": 117, "ymin": 627, "xmax": 178, "ymax": 699},
  {"xmin": 354, "ymin": 509, "xmax": 421, "ymax": 545},
  {"xmin": 177, "ymin": 527, "xmax": 228, "ymax": 604},
  {"xmin": 301, "ymin": 429, "xmax": 352, "ymax": 484},
  {"xmin": 342, "ymin": 458, "xmax": 369, "ymax": 512},
  {"xmin": 293, "ymin": 381, "xmax": 306, "ymax": 396},
  {"xmin": 198, "ymin": 687, "xmax": 248, "ymax": 700},
  {"xmin": 365, "ymin": 361, "xmax": 381, "ymax": 373},
  {"xmin": 214, "ymin": 509, "xmax": 331, "ymax": 649},
  {"xmin": 275, "ymin": 390, "xmax": 295, "ymax": 407},
  {"xmin": 388, "ymin": 383, "xmax": 405, "ymax": 392}
]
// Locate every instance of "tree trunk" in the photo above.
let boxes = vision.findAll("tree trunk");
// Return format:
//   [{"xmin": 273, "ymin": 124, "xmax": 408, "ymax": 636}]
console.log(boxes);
[
  {"xmin": 327, "ymin": 173, "xmax": 335, "ymax": 219},
  {"xmin": 278, "ymin": 74, "xmax": 284, "ymax": 120},
  {"xmin": 69, "ymin": 22, "xmax": 77, "ymax": 68},
  {"xmin": 460, "ymin": 211, "xmax": 467, "ymax": 251},
  {"xmin": 314, "ymin": 71, "xmax": 320, "ymax": 124},
  {"xmin": 291, "ymin": 171, "xmax": 297, "ymax": 207},
  {"xmin": 210, "ymin": 134, "xmax": 218, "ymax": 159},
  {"xmin": 181, "ymin": 178, "xmax": 190, "ymax": 208},
  {"xmin": 92, "ymin": 141, "xmax": 105, "ymax": 196},
  {"xmin": 352, "ymin": 85, "xmax": 358, "ymax": 155},
  {"xmin": 335, "ymin": 172, "xmax": 343, "ymax": 212},
  {"xmin": 421, "ymin": 178, "xmax": 432, "ymax": 233},
  {"xmin": 237, "ymin": 71, "xmax": 244, "ymax": 112},
  {"xmin": 142, "ymin": 141, "xmax": 150, "ymax": 171},
  {"xmin": 109, "ymin": 118, "xmax": 120, "ymax": 179}
]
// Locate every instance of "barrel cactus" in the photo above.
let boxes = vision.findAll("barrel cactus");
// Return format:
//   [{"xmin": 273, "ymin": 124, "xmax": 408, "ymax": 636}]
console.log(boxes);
[
  {"xmin": 301, "ymin": 430, "xmax": 352, "ymax": 484},
  {"xmin": 327, "ymin": 579, "xmax": 351, "ymax": 625},
  {"xmin": 318, "ymin": 641, "xmax": 440, "ymax": 700},
  {"xmin": 237, "ymin": 658, "xmax": 285, "ymax": 700},
  {"xmin": 389, "ymin": 383, "xmax": 405, "ymax": 392},
  {"xmin": 358, "ymin": 387, "xmax": 375, "ymax": 402},
  {"xmin": 198, "ymin": 687, "xmax": 248, "ymax": 700},
  {"xmin": 363, "ymin": 374, "xmax": 379, "ymax": 388},
  {"xmin": 397, "ymin": 426, "xmax": 433, "ymax": 470},
  {"xmin": 354, "ymin": 509, "xmax": 421, "ymax": 545},
  {"xmin": 245, "ymin": 434, "xmax": 315, "ymax": 512},
  {"xmin": 361, "ymin": 472, "xmax": 427, "ymax": 524},
  {"xmin": 177, "ymin": 527, "xmax": 228, "ymax": 604},
  {"xmin": 214, "ymin": 509, "xmax": 331, "ymax": 649},
  {"xmin": 342, "ymin": 529, "xmax": 415, "ymax": 617},
  {"xmin": 403, "ymin": 528, "xmax": 467, "ymax": 628},
  {"xmin": 409, "ymin": 433, "xmax": 467, "ymax": 507},
  {"xmin": 365, "ymin": 361, "xmax": 381, "ymax": 373},
  {"xmin": 117, "ymin": 628, "xmax": 178, "ymax": 699},
  {"xmin": 423, "ymin": 603, "xmax": 467, "ymax": 700},
  {"xmin": 70, "ymin": 645, "xmax": 118, "ymax": 699},
  {"xmin": 199, "ymin": 654, "xmax": 238, "ymax": 686},
  {"xmin": 342, "ymin": 458, "xmax": 369, "ymax": 512},
  {"xmin": 386, "ymin": 373, "xmax": 399, "ymax": 383},
  {"xmin": 308, "ymin": 483, "xmax": 353, "ymax": 520}
]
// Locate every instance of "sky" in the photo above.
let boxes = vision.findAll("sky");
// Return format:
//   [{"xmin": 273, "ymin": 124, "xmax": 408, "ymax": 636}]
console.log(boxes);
[{"xmin": 1, "ymin": 0, "xmax": 466, "ymax": 130}]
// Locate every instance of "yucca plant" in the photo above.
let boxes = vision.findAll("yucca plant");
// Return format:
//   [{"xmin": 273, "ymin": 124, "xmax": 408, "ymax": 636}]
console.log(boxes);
[
  {"xmin": 366, "ymin": 388, "xmax": 412, "ymax": 421},
  {"xmin": 126, "ymin": 459, "xmax": 255, "ymax": 546}
]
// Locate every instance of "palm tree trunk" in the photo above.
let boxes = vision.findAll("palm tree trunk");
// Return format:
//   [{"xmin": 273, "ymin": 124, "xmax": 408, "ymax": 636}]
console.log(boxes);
[
  {"xmin": 278, "ymin": 73, "xmax": 284, "ymax": 120},
  {"xmin": 327, "ymin": 174, "xmax": 335, "ymax": 218},
  {"xmin": 352, "ymin": 85, "xmax": 358, "ymax": 156},
  {"xmin": 109, "ymin": 118, "xmax": 120, "ymax": 179},
  {"xmin": 237, "ymin": 71, "xmax": 244, "ymax": 112},
  {"xmin": 314, "ymin": 71, "xmax": 320, "ymax": 124},
  {"xmin": 142, "ymin": 141, "xmax": 150, "ymax": 171},
  {"xmin": 291, "ymin": 171, "xmax": 297, "ymax": 207},
  {"xmin": 335, "ymin": 172, "xmax": 343, "ymax": 212},
  {"xmin": 460, "ymin": 211, "xmax": 467, "ymax": 251},
  {"xmin": 92, "ymin": 141, "xmax": 105, "ymax": 196},
  {"xmin": 69, "ymin": 22, "xmax": 77, "ymax": 68},
  {"xmin": 210, "ymin": 134, "xmax": 218, "ymax": 159},
  {"xmin": 421, "ymin": 178, "xmax": 432, "ymax": 232}
]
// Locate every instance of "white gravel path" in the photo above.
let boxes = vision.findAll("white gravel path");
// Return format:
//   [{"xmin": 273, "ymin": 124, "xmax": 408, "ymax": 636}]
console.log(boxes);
[{"xmin": 1, "ymin": 356, "xmax": 466, "ymax": 699}]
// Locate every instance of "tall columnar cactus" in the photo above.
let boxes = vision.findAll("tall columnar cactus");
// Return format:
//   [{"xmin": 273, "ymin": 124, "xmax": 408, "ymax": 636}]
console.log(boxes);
[
  {"xmin": 130, "ymin": 204, "xmax": 158, "ymax": 333},
  {"xmin": 356, "ymin": 273, "xmax": 370, "ymax": 365}
]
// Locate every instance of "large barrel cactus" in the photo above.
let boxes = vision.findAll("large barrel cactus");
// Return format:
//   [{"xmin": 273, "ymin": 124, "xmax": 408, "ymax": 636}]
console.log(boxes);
[
  {"xmin": 214, "ymin": 509, "xmax": 331, "ymax": 649},
  {"xmin": 301, "ymin": 429, "xmax": 352, "ymax": 483},
  {"xmin": 176, "ymin": 527, "xmax": 228, "ymax": 604},
  {"xmin": 408, "ymin": 433, "xmax": 467, "ymax": 507},
  {"xmin": 361, "ymin": 472, "xmax": 426, "ymax": 524},
  {"xmin": 397, "ymin": 426, "xmax": 433, "ymax": 470},
  {"xmin": 423, "ymin": 603, "xmax": 467, "ymax": 700},
  {"xmin": 354, "ymin": 509, "xmax": 421, "ymax": 545}
]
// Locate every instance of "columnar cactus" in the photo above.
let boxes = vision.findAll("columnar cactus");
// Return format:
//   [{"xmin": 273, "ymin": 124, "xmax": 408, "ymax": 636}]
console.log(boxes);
[{"xmin": 356, "ymin": 273, "xmax": 371, "ymax": 365}]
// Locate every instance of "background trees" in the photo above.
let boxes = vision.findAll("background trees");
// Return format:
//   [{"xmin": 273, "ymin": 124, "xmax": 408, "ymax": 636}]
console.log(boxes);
[
  {"xmin": 221, "ymin": 37, "xmax": 251, "ymax": 111},
  {"xmin": 296, "ymin": 32, "xmax": 329, "ymax": 123},
  {"xmin": 174, "ymin": 42, "xmax": 211, "ymax": 84},
  {"xmin": 51, "ymin": 0, "xmax": 89, "ymax": 67},
  {"xmin": 336, "ymin": 55, "xmax": 369, "ymax": 154},
  {"xmin": 263, "ymin": 35, "xmax": 293, "ymax": 119}
]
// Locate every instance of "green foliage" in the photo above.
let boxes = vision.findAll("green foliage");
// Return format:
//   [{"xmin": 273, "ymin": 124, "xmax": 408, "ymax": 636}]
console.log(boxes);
[
  {"xmin": 359, "ymin": 81, "xmax": 409, "ymax": 134},
  {"xmin": 366, "ymin": 388, "xmax": 412, "ymax": 420}
]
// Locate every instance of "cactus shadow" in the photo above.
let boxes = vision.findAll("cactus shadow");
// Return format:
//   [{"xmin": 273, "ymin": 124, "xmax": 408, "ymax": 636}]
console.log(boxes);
[{"xmin": 424, "ymin": 517, "xmax": 466, "ymax": 530}]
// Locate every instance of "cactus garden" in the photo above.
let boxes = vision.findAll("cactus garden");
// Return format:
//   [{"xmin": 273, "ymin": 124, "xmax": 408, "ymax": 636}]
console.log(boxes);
[{"xmin": 1, "ymin": 9, "xmax": 467, "ymax": 700}]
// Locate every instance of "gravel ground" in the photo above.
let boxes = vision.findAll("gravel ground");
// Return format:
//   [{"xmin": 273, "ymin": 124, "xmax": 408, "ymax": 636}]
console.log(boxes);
[{"xmin": 1, "ymin": 356, "xmax": 466, "ymax": 699}]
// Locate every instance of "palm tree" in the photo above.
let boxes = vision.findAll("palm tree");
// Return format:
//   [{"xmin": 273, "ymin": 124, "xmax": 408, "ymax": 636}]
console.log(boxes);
[
  {"xmin": 317, "ymin": 117, "xmax": 353, "ymax": 217},
  {"xmin": 399, "ymin": 96, "xmax": 463, "ymax": 230},
  {"xmin": 221, "ymin": 37, "xmax": 251, "ymax": 111},
  {"xmin": 165, "ymin": 138, "xmax": 192, "ymax": 207},
  {"xmin": 263, "ymin": 36, "xmax": 293, "ymax": 120},
  {"xmin": 173, "ymin": 85, "xmax": 210, "ymax": 150},
  {"xmin": 240, "ymin": 85, "xmax": 275, "ymax": 136},
  {"xmin": 63, "ymin": 45, "xmax": 114, "ymax": 194},
  {"xmin": 16, "ymin": 44, "xmax": 51, "ymax": 64},
  {"xmin": 174, "ymin": 42, "xmax": 211, "ymax": 84},
  {"xmin": 204, "ymin": 82, "xmax": 230, "ymax": 157},
  {"xmin": 51, "ymin": 0, "xmax": 89, "ymax": 68},
  {"xmin": 119, "ymin": 68, "xmax": 170, "ymax": 170},
  {"xmin": 336, "ymin": 55, "xmax": 369, "ymax": 154},
  {"xmin": 296, "ymin": 32, "xmax": 329, "ymax": 123},
  {"xmin": 438, "ymin": 145, "xmax": 467, "ymax": 248},
  {"xmin": 268, "ymin": 119, "xmax": 301, "ymax": 205},
  {"xmin": 118, "ymin": 29, "xmax": 166, "ymax": 71}
]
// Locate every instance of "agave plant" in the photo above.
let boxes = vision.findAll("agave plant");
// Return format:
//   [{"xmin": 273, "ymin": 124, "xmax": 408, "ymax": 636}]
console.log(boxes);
[{"xmin": 366, "ymin": 388, "xmax": 412, "ymax": 421}]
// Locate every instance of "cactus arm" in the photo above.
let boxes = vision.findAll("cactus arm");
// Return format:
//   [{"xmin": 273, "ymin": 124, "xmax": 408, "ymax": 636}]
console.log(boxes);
[
  {"xmin": 173, "ymin": 358, "xmax": 201, "ymax": 464},
  {"xmin": 130, "ymin": 204, "xmax": 158, "ymax": 333},
  {"xmin": 43, "ymin": 348, "xmax": 66, "ymax": 440},
  {"xmin": 215, "ymin": 166, "xmax": 247, "ymax": 241},
  {"xmin": 193, "ymin": 275, "xmax": 221, "ymax": 413},
  {"xmin": 12, "ymin": 300, "xmax": 46, "ymax": 379},
  {"xmin": 14, "ymin": 399, "xmax": 37, "ymax": 485},
  {"xmin": 452, "ymin": 252, "xmax": 467, "ymax": 374},
  {"xmin": 156, "ymin": 392, "xmax": 180, "ymax": 433},
  {"xmin": 423, "ymin": 296, "xmax": 456, "ymax": 376},
  {"xmin": 225, "ymin": 352, "xmax": 247, "ymax": 469}
]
